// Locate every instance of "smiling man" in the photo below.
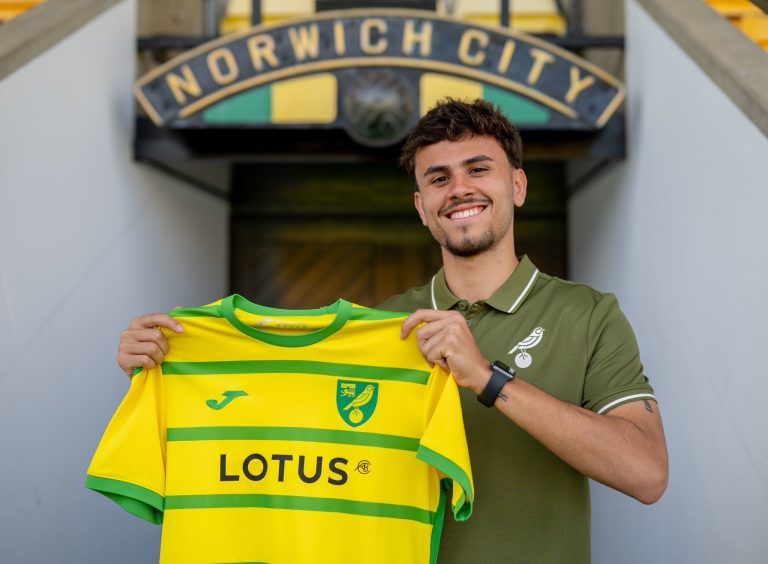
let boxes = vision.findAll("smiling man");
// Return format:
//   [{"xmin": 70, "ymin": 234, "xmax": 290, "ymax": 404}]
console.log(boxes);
[
  {"xmin": 117, "ymin": 99, "xmax": 668, "ymax": 563},
  {"xmin": 413, "ymin": 135, "xmax": 523, "ymax": 260}
]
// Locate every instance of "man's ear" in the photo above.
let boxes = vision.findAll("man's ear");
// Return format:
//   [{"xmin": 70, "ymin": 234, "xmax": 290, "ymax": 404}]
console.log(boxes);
[
  {"xmin": 413, "ymin": 190, "xmax": 427, "ymax": 226},
  {"xmin": 513, "ymin": 168, "xmax": 528, "ymax": 207}
]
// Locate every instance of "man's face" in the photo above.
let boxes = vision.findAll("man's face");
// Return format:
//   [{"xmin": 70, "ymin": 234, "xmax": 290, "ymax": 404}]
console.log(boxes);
[{"xmin": 413, "ymin": 135, "xmax": 527, "ymax": 258}]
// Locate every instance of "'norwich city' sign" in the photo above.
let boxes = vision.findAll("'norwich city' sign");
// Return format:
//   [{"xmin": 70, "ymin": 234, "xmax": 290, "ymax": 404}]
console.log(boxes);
[{"xmin": 135, "ymin": 9, "xmax": 624, "ymax": 143}]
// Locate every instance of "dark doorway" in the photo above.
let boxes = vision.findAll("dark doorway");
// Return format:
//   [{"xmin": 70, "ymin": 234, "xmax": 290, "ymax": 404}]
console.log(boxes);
[{"xmin": 230, "ymin": 160, "xmax": 566, "ymax": 309}]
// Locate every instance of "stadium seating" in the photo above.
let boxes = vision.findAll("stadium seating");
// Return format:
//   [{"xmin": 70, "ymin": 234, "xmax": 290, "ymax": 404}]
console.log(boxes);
[
  {"xmin": 220, "ymin": 0, "xmax": 566, "ymax": 35},
  {"xmin": 706, "ymin": 0, "xmax": 768, "ymax": 50},
  {"xmin": 0, "ymin": 0, "xmax": 46, "ymax": 24}
]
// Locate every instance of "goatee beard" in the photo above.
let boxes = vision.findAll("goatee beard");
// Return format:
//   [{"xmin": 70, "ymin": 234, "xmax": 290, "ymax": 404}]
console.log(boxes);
[{"xmin": 445, "ymin": 230, "xmax": 496, "ymax": 257}]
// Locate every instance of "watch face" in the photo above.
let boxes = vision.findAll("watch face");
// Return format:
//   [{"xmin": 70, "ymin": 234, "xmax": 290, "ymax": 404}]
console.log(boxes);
[{"xmin": 493, "ymin": 360, "xmax": 512, "ymax": 374}]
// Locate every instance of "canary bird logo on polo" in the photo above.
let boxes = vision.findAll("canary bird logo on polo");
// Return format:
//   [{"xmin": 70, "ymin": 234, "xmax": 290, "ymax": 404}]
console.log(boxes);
[
  {"xmin": 337, "ymin": 380, "xmax": 378, "ymax": 428},
  {"xmin": 508, "ymin": 327, "xmax": 545, "ymax": 369}
]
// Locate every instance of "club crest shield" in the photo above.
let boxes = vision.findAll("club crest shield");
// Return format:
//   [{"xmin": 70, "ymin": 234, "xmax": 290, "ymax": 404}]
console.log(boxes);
[{"xmin": 336, "ymin": 380, "xmax": 378, "ymax": 428}]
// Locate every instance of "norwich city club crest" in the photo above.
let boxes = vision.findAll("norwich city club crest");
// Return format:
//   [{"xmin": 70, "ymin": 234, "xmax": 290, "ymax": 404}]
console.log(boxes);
[{"xmin": 336, "ymin": 380, "xmax": 379, "ymax": 428}]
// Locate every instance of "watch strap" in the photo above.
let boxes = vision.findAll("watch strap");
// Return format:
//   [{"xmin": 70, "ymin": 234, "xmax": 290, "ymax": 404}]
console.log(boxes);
[{"xmin": 477, "ymin": 361, "xmax": 515, "ymax": 407}]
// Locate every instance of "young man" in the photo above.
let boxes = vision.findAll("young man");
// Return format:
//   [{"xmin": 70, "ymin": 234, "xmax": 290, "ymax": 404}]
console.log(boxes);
[{"xmin": 117, "ymin": 99, "xmax": 668, "ymax": 562}]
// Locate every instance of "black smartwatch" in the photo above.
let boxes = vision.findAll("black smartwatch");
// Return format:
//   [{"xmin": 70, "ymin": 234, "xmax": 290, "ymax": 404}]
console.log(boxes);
[{"xmin": 477, "ymin": 360, "xmax": 516, "ymax": 407}]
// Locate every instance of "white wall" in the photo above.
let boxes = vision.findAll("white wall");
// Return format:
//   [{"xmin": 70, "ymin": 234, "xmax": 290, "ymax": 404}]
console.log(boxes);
[
  {"xmin": 570, "ymin": 2, "xmax": 768, "ymax": 563},
  {"xmin": 0, "ymin": 2, "xmax": 228, "ymax": 563}
]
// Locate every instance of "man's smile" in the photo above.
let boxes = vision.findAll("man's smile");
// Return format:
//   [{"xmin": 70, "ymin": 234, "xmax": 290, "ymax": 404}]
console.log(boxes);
[{"xmin": 441, "ymin": 201, "xmax": 490, "ymax": 221}]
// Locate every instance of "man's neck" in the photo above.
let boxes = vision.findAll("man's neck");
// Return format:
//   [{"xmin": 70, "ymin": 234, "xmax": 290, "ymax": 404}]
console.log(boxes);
[{"xmin": 441, "ymin": 244, "xmax": 520, "ymax": 304}]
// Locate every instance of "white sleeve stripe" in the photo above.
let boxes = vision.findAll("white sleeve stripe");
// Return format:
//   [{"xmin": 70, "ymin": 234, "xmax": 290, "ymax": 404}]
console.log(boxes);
[
  {"xmin": 597, "ymin": 393, "xmax": 657, "ymax": 414},
  {"xmin": 430, "ymin": 275, "xmax": 438, "ymax": 310}
]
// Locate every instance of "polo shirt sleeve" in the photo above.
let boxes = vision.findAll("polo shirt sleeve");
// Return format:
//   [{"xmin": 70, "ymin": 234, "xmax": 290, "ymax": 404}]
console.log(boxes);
[
  {"xmin": 84, "ymin": 366, "xmax": 167, "ymax": 524},
  {"xmin": 582, "ymin": 293, "xmax": 656, "ymax": 414}
]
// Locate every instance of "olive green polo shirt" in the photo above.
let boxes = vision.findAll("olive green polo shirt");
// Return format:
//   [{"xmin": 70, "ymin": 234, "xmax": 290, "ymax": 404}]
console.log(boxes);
[{"xmin": 377, "ymin": 255, "xmax": 655, "ymax": 564}]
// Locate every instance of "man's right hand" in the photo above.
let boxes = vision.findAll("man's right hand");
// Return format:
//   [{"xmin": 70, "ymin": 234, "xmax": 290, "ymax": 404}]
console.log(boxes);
[{"xmin": 117, "ymin": 312, "xmax": 184, "ymax": 377}]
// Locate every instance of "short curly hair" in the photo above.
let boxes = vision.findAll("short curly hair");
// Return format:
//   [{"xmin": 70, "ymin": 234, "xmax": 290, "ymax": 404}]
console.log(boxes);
[{"xmin": 399, "ymin": 98, "xmax": 523, "ymax": 190}]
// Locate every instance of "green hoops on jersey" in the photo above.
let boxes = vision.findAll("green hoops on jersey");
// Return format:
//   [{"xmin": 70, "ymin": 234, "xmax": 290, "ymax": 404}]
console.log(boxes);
[{"xmin": 86, "ymin": 296, "xmax": 474, "ymax": 564}]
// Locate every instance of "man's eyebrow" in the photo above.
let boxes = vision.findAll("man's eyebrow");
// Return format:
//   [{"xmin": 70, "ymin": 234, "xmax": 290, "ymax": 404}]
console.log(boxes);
[
  {"xmin": 422, "ymin": 155, "xmax": 493, "ymax": 178},
  {"xmin": 463, "ymin": 154, "xmax": 493, "ymax": 166},
  {"xmin": 422, "ymin": 164, "xmax": 450, "ymax": 178}
]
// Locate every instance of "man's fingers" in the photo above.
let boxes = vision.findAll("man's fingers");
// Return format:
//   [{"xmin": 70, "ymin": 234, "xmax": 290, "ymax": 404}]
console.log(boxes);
[
  {"xmin": 118, "ymin": 309, "xmax": 183, "ymax": 378},
  {"xmin": 139, "ymin": 328, "xmax": 170, "ymax": 355},
  {"xmin": 128, "ymin": 312, "xmax": 183, "ymax": 333},
  {"xmin": 119, "ymin": 328, "xmax": 170, "ymax": 354},
  {"xmin": 117, "ymin": 327, "xmax": 172, "ymax": 374},
  {"xmin": 418, "ymin": 338, "xmax": 451, "ymax": 371},
  {"xmin": 400, "ymin": 309, "xmax": 462, "ymax": 338},
  {"xmin": 414, "ymin": 316, "xmax": 461, "ymax": 342},
  {"xmin": 121, "ymin": 341, "xmax": 167, "ymax": 365},
  {"xmin": 400, "ymin": 310, "xmax": 431, "ymax": 337},
  {"xmin": 117, "ymin": 352, "xmax": 157, "ymax": 376},
  {"xmin": 117, "ymin": 347, "xmax": 158, "ymax": 367}
]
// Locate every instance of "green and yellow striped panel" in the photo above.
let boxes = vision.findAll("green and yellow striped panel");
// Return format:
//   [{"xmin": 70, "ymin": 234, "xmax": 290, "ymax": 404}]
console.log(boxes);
[
  {"xmin": 203, "ymin": 73, "xmax": 337, "ymax": 124},
  {"xmin": 420, "ymin": 72, "xmax": 550, "ymax": 124},
  {"xmin": 203, "ymin": 70, "xmax": 549, "ymax": 127}
]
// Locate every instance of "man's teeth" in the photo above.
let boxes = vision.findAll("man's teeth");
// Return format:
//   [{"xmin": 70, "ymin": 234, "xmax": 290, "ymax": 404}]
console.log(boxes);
[{"xmin": 451, "ymin": 206, "xmax": 483, "ymax": 219}]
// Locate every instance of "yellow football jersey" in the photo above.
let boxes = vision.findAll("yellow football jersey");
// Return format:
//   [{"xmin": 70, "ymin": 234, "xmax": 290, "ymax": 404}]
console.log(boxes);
[{"xmin": 86, "ymin": 296, "xmax": 474, "ymax": 564}]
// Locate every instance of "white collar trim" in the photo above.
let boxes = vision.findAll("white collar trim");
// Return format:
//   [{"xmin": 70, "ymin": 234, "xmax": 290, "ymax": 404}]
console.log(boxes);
[{"xmin": 507, "ymin": 269, "xmax": 539, "ymax": 313}]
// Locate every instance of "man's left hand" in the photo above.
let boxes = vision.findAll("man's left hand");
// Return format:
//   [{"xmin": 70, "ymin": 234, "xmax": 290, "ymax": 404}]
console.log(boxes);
[{"xmin": 400, "ymin": 309, "xmax": 490, "ymax": 394}]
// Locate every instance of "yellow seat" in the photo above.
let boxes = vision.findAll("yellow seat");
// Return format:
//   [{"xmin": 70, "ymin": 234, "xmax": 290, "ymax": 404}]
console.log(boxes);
[
  {"xmin": 706, "ymin": 0, "xmax": 768, "ymax": 51},
  {"xmin": 221, "ymin": 0, "xmax": 314, "ymax": 34},
  {"xmin": 219, "ymin": 0, "xmax": 567, "ymax": 36},
  {"xmin": 0, "ymin": 0, "xmax": 46, "ymax": 24},
  {"xmin": 0, "ymin": 0, "xmax": 45, "ymax": 23},
  {"xmin": 737, "ymin": 13, "xmax": 768, "ymax": 49},
  {"xmin": 450, "ymin": 0, "xmax": 567, "ymax": 35},
  {"xmin": 706, "ymin": 0, "xmax": 762, "ymax": 18}
]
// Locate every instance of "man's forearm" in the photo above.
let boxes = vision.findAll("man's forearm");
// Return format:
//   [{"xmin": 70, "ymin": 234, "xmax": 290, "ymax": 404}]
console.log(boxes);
[{"xmin": 494, "ymin": 377, "xmax": 668, "ymax": 504}]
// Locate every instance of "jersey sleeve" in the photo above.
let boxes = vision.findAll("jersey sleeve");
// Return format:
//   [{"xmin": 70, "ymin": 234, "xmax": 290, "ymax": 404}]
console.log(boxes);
[
  {"xmin": 416, "ymin": 366, "xmax": 474, "ymax": 521},
  {"xmin": 582, "ymin": 293, "xmax": 656, "ymax": 414},
  {"xmin": 84, "ymin": 366, "xmax": 167, "ymax": 524}
]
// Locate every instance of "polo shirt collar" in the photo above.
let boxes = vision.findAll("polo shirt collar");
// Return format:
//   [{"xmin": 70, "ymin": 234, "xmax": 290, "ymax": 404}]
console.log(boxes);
[{"xmin": 429, "ymin": 255, "xmax": 540, "ymax": 314}]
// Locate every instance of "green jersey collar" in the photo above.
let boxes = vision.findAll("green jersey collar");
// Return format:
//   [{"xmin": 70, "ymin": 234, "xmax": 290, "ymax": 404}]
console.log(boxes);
[
  {"xmin": 429, "ymin": 255, "xmax": 540, "ymax": 314},
  {"xmin": 221, "ymin": 294, "xmax": 353, "ymax": 347}
]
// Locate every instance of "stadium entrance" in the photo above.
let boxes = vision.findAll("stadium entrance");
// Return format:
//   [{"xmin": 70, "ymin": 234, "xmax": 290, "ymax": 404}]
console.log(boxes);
[{"xmin": 135, "ymin": 4, "xmax": 625, "ymax": 308}]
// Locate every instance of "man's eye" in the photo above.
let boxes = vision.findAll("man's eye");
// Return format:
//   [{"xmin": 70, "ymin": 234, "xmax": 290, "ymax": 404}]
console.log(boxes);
[
  {"xmin": 431, "ymin": 175, "xmax": 449, "ymax": 185},
  {"xmin": 470, "ymin": 167, "xmax": 488, "ymax": 174}
]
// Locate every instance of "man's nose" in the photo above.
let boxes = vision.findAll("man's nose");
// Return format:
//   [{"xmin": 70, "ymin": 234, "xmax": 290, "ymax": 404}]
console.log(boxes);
[{"xmin": 449, "ymin": 172, "xmax": 475, "ymax": 198}]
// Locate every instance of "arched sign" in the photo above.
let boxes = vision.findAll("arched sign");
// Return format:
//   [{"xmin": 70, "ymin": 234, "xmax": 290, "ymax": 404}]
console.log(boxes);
[{"xmin": 135, "ymin": 9, "xmax": 625, "ymax": 146}]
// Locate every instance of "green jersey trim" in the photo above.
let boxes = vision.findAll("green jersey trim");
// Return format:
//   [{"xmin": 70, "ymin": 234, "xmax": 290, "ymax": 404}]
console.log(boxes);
[
  {"xmin": 349, "ymin": 307, "xmax": 411, "ymax": 320},
  {"xmin": 169, "ymin": 305, "xmax": 223, "ymax": 318},
  {"xmin": 85, "ymin": 475, "xmax": 164, "ymax": 524},
  {"xmin": 160, "ymin": 360, "xmax": 430, "ymax": 384},
  {"xmin": 221, "ymin": 295, "xmax": 352, "ymax": 347},
  {"xmin": 417, "ymin": 446, "xmax": 474, "ymax": 521},
  {"xmin": 430, "ymin": 480, "xmax": 450, "ymax": 564},
  {"xmin": 167, "ymin": 301, "xmax": 411, "ymax": 322},
  {"xmin": 167, "ymin": 426, "xmax": 420, "ymax": 451},
  {"xmin": 164, "ymin": 493, "xmax": 435, "ymax": 525}
]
